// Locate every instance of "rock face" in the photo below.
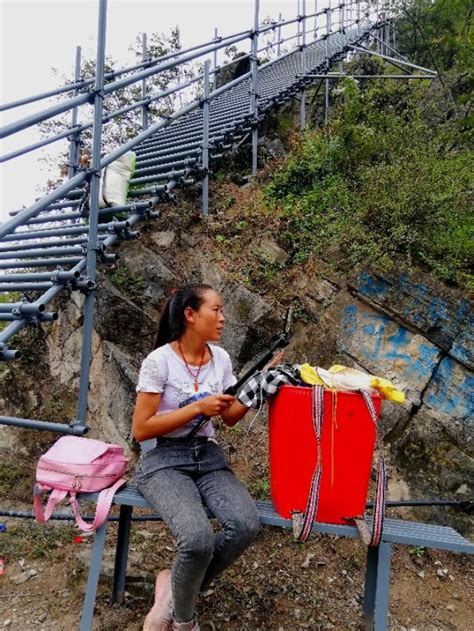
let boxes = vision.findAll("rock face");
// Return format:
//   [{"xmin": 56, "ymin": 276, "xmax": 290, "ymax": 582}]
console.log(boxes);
[{"xmin": 1, "ymin": 226, "xmax": 472, "ymax": 532}]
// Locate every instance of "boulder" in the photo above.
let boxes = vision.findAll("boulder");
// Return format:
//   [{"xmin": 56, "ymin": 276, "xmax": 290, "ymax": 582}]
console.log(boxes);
[
  {"xmin": 149, "ymin": 231, "xmax": 176, "ymax": 249},
  {"xmin": 258, "ymin": 240, "xmax": 289, "ymax": 265}
]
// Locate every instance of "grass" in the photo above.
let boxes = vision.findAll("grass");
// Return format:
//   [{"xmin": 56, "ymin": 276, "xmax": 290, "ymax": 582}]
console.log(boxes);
[
  {"xmin": 2, "ymin": 522, "xmax": 78, "ymax": 562},
  {"xmin": 0, "ymin": 461, "xmax": 33, "ymax": 503}
]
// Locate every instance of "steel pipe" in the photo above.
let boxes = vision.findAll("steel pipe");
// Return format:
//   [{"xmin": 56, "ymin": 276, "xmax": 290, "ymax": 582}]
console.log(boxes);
[
  {"xmin": 301, "ymin": 74, "xmax": 437, "ymax": 79},
  {"xmin": 212, "ymin": 28, "xmax": 219, "ymax": 90},
  {"xmin": 0, "ymin": 245, "xmax": 87, "ymax": 260},
  {"xmin": 0, "ymin": 237, "xmax": 88, "ymax": 253},
  {"xmin": 250, "ymin": 0, "xmax": 260, "ymax": 176},
  {"xmin": 0, "ymin": 416, "xmax": 88, "ymax": 435},
  {"xmin": 1, "ymin": 222, "xmax": 126, "ymax": 242},
  {"xmin": 0, "ymin": 91, "xmax": 91, "ymax": 140},
  {"xmin": 68, "ymin": 46, "xmax": 83, "ymax": 177},
  {"xmin": 0, "ymin": 78, "xmax": 87, "ymax": 113},
  {"xmin": 0, "ymin": 256, "xmax": 84, "ymax": 270},
  {"xmin": 0, "ymin": 282, "xmax": 54, "ymax": 291},
  {"xmin": 76, "ymin": 0, "xmax": 107, "ymax": 428},
  {"xmin": 10, "ymin": 200, "xmax": 80, "ymax": 216},
  {"xmin": 0, "ymin": 303, "xmax": 44, "ymax": 313},
  {"xmin": 325, "ymin": 5, "xmax": 331, "ymax": 124},
  {"xmin": 1, "ymin": 123, "xmax": 83, "ymax": 164},
  {"xmin": 24, "ymin": 200, "xmax": 152, "ymax": 226},
  {"xmin": 202, "ymin": 60, "xmax": 210, "ymax": 216},
  {"xmin": 0, "ymin": 171, "xmax": 86, "ymax": 240},
  {"xmin": 0, "ymin": 347, "xmax": 21, "ymax": 361},
  {"xmin": 301, "ymin": 0, "xmax": 307, "ymax": 130},
  {"xmin": 141, "ymin": 33, "xmax": 149, "ymax": 130},
  {"xmin": 350, "ymin": 44, "xmax": 438, "ymax": 75}
]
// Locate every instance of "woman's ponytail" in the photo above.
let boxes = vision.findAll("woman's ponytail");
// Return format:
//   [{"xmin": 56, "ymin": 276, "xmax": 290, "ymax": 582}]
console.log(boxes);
[{"xmin": 154, "ymin": 297, "xmax": 173, "ymax": 348}]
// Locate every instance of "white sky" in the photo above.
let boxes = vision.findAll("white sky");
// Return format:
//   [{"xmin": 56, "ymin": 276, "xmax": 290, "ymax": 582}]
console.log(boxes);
[{"xmin": 1, "ymin": 0, "xmax": 330, "ymax": 223}]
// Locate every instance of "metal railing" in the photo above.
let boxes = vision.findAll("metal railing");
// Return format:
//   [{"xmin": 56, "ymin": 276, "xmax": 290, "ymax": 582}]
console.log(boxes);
[{"xmin": 0, "ymin": 0, "xmax": 398, "ymax": 434}]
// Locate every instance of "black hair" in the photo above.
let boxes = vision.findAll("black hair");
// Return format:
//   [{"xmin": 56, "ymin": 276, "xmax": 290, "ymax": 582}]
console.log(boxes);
[{"xmin": 155, "ymin": 284, "xmax": 214, "ymax": 348}]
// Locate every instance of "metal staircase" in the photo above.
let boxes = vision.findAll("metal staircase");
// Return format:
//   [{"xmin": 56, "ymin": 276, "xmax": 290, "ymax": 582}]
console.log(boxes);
[{"xmin": 0, "ymin": 1, "xmax": 419, "ymax": 433}]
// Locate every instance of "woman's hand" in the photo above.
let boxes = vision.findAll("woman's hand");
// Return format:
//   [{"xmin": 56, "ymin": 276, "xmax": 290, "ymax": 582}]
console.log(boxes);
[
  {"xmin": 198, "ymin": 394, "xmax": 235, "ymax": 417},
  {"xmin": 264, "ymin": 350, "xmax": 285, "ymax": 371}
]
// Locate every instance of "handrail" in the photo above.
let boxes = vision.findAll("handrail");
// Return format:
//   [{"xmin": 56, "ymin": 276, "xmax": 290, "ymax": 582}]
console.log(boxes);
[
  {"xmin": 0, "ymin": 31, "xmax": 253, "ymax": 140},
  {"xmin": 1, "ymin": 80, "xmax": 87, "ymax": 113},
  {"xmin": 0, "ymin": 28, "xmax": 253, "ymax": 113},
  {"xmin": 0, "ymin": 7, "xmax": 342, "ymax": 140}
]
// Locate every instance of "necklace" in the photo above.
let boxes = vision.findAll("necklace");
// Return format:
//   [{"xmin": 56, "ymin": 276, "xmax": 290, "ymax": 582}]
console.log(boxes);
[{"xmin": 178, "ymin": 340, "xmax": 207, "ymax": 392}]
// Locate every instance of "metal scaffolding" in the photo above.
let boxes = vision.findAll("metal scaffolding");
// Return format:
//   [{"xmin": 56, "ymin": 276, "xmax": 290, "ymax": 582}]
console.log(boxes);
[{"xmin": 0, "ymin": 0, "xmax": 435, "ymax": 434}]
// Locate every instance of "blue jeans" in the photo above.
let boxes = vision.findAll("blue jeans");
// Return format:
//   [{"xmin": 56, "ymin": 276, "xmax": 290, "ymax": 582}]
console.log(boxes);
[{"xmin": 135, "ymin": 437, "xmax": 260, "ymax": 623}]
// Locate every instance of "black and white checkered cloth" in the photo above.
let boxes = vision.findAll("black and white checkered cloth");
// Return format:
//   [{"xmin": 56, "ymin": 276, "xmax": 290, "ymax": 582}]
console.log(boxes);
[{"xmin": 236, "ymin": 364, "xmax": 302, "ymax": 409}]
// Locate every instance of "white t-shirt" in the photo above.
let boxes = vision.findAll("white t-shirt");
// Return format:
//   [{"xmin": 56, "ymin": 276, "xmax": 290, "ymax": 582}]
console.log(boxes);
[{"xmin": 136, "ymin": 343, "xmax": 237, "ymax": 438}]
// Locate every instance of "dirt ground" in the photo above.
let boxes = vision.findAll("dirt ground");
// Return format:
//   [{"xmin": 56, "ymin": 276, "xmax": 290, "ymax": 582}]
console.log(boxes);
[{"xmin": 0, "ymin": 423, "xmax": 472, "ymax": 631}]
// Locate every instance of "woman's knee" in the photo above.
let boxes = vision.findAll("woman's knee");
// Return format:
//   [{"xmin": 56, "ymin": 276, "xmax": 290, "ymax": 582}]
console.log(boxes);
[
  {"xmin": 179, "ymin": 527, "xmax": 214, "ymax": 562},
  {"xmin": 230, "ymin": 511, "xmax": 261, "ymax": 546},
  {"xmin": 244, "ymin": 511, "xmax": 261, "ymax": 542}
]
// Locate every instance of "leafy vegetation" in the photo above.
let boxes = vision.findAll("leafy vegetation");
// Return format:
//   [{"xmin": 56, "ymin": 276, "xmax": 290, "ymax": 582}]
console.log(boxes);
[
  {"xmin": 248, "ymin": 476, "xmax": 271, "ymax": 500},
  {"xmin": 0, "ymin": 461, "xmax": 32, "ymax": 501},
  {"xmin": 111, "ymin": 264, "xmax": 147, "ymax": 304},
  {"xmin": 264, "ymin": 0, "xmax": 473, "ymax": 288},
  {"xmin": 395, "ymin": 0, "xmax": 473, "ymax": 74},
  {"xmin": 2, "ymin": 521, "xmax": 78, "ymax": 561}
]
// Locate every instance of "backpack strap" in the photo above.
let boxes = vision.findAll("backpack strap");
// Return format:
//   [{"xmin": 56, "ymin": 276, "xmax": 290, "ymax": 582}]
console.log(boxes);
[
  {"xmin": 68, "ymin": 477, "xmax": 127, "ymax": 532},
  {"xmin": 33, "ymin": 486, "xmax": 68, "ymax": 524}
]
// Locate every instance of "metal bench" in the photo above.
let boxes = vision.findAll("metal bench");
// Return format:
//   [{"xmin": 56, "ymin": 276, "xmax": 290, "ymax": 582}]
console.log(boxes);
[{"xmin": 79, "ymin": 484, "xmax": 474, "ymax": 631}]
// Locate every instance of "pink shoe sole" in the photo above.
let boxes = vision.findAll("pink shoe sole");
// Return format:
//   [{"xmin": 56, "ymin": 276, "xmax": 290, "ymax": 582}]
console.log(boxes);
[{"xmin": 143, "ymin": 569, "xmax": 173, "ymax": 631}]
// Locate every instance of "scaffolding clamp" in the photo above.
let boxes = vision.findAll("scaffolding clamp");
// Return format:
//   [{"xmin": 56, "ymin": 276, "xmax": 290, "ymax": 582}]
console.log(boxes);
[
  {"xmin": 68, "ymin": 419, "xmax": 90, "ymax": 435},
  {"xmin": 71, "ymin": 275, "xmax": 97, "ymax": 294},
  {"xmin": 0, "ymin": 343, "xmax": 21, "ymax": 362},
  {"xmin": 195, "ymin": 166, "xmax": 209, "ymax": 181},
  {"xmin": 66, "ymin": 124, "xmax": 82, "ymax": 143},
  {"xmin": 86, "ymin": 87, "xmax": 105, "ymax": 105}
]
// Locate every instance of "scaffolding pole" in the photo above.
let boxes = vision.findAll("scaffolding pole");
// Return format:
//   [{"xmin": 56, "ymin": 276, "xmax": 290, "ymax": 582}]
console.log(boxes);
[
  {"xmin": 277, "ymin": 12, "xmax": 282, "ymax": 56},
  {"xmin": 325, "ymin": 4, "xmax": 331, "ymax": 125},
  {"xmin": 141, "ymin": 33, "xmax": 149, "ymax": 130},
  {"xmin": 68, "ymin": 46, "xmax": 82, "ymax": 178},
  {"xmin": 300, "ymin": 0, "xmax": 306, "ymax": 131},
  {"xmin": 76, "ymin": 0, "xmax": 108, "ymax": 429},
  {"xmin": 250, "ymin": 0, "xmax": 260, "ymax": 176},
  {"xmin": 202, "ymin": 60, "xmax": 210, "ymax": 216},
  {"xmin": 213, "ymin": 28, "xmax": 219, "ymax": 90}
]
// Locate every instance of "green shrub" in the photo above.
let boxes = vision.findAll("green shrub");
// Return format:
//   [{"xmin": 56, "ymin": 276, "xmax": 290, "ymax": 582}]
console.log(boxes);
[{"xmin": 264, "ymin": 77, "xmax": 473, "ymax": 288}]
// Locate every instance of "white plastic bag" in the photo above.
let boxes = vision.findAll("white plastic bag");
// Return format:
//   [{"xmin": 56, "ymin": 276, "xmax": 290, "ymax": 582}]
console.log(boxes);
[{"xmin": 98, "ymin": 151, "xmax": 136, "ymax": 208}]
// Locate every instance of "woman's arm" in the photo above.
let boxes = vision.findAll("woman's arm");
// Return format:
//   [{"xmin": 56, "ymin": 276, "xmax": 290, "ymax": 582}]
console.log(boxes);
[
  {"xmin": 132, "ymin": 393, "xmax": 201, "ymax": 441},
  {"xmin": 220, "ymin": 350, "xmax": 284, "ymax": 428},
  {"xmin": 221, "ymin": 400, "xmax": 251, "ymax": 427},
  {"xmin": 132, "ymin": 392, "xmax": 235, "ymax": 441}
]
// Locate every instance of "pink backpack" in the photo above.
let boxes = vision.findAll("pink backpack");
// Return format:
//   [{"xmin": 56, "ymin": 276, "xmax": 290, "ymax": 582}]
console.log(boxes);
[{"xmin": 33, "ymin": 436, "xmax": 128, "ymax": 532}]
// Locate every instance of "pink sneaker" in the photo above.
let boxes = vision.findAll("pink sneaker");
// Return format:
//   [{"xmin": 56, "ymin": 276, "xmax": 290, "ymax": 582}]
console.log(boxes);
[
  {"xmin": 143, "ymin": 569, "xmax": 173, "ymax": 631},
  {"xmin": 172, "ymin": 620, "xmax": 200, "ymax": 631}
]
